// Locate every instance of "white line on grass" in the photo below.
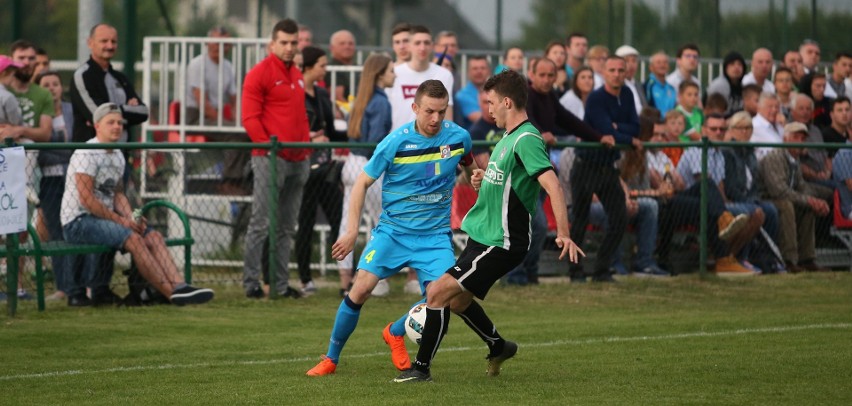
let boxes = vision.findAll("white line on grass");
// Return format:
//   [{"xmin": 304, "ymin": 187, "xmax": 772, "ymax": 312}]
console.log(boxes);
[{"xmin": 2, "ymin": 322, "xmax": 848, "ymax": 382}]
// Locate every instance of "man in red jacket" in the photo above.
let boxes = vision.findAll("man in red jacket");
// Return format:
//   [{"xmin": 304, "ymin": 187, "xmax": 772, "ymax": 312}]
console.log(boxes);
[{"xmin": 241, "ymin": 18, "xmax": 310, "ymax": 299}]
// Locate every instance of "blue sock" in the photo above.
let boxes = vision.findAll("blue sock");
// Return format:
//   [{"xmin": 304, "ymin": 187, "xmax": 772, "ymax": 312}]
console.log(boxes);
[
  {"xmin": 390, "ymin": 298, "xmax": 426, "ymax": 336},
  {"xmin": 326, "ymin": 296, "xmax": 362, "ymax": 363}
]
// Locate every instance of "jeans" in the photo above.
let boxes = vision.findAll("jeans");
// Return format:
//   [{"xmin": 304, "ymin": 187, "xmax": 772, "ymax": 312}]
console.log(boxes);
[
  {"xmin": 589, "ymin": 197, "xmax": 659, "ymax": 270},
  {"xmin": 243, "ymin": 156, "xmax": 310, "ymax": 295},
  {"xmin": 658, "ymin": 181, "xmax": 729, "ymax": 261}
]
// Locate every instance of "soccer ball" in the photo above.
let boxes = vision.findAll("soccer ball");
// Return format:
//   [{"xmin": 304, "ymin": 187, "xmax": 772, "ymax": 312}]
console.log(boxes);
[{"xmin": 405, "ymin": 303, "xmax": 428, "ymax": 345}]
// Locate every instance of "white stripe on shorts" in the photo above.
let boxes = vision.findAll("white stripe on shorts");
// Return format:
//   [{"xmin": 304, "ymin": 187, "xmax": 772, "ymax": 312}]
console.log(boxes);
[{"xmin": 457, "ymin": 245, "xmax": 495, "ymax": 284}]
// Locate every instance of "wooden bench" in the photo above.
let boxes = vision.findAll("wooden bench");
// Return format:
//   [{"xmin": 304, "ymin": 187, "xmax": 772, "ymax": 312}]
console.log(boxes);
[{"xmin": 2, "ymin": 200, "xmax": 194, "ymax": 313}]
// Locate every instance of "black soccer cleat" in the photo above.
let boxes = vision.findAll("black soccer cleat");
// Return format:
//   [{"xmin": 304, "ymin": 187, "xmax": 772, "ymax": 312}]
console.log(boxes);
[
  {"xmin": 486, "ymin": 340, "xmax": 518, "ymax": 376},
  {"xmin": 393, "ymin": 368, "xmax": 432, "ymax": 383},
  {"xmin": 170, "ymin": 285, "xmax": 214, "ymax": 306}
]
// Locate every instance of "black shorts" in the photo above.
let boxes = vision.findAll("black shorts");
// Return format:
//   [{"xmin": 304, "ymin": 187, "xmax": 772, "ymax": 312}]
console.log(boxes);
[{"xmin": 447, "ymin": 238, "xmax": 527, "ymax": 300}]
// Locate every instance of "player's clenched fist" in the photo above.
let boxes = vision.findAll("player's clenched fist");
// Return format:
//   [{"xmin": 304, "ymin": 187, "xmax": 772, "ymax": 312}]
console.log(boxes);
[{"xmin": 471, "ymin": 168, "xmax": 485, "ymax": 191}]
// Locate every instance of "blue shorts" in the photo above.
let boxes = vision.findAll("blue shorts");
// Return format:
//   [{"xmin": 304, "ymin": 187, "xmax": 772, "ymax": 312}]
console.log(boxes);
[
  {"xmin": 63, "ymin": 214, "xmax": 133, "ymax": 249},
  {"xmin": 357, "ymin": 225, "xmax": 455, "ymax": 294}
]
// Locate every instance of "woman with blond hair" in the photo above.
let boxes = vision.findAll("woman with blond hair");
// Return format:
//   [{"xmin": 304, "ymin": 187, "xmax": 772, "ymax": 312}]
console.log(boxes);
[{"xmin": 338, "ymin": 53, "xmax": 395, "ymax": 296}]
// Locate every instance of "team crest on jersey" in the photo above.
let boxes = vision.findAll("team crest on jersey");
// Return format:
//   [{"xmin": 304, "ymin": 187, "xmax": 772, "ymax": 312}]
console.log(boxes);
[
  {"xmin": 499, "ymin": 147, "xmax": 507, "ymax": 160},
  {"xmin": 440, "ymin": 145, "xmax": 451, "ymax": 159}
]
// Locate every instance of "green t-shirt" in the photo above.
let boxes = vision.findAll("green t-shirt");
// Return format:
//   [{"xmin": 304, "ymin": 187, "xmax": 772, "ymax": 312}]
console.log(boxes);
[
  {"xmin": 676, "ymin": 104, "xmax": 703, "ymax": 142},
  {"xmin": 10, "ymin": 84, "xmax": 52, "ymax": 128},
  {"xmin": 461, "ymin": 121, "xmax": 553, "ymax": 250}
]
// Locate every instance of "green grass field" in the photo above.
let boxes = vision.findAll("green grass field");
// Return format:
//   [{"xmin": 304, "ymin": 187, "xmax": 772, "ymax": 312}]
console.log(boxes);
[{"xmin": 3, "ymin": 272, "xmax": 852, "ymax": 405}]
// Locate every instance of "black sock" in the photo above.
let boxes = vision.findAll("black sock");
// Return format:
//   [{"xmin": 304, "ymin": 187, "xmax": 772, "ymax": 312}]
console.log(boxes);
[
  {"xmin": 458, "ymin": 300, "xmax": 504, "ymax": 355},
  {"xmin": 413, "ymin": 306, "xmax": 450, "ymax": 373}
]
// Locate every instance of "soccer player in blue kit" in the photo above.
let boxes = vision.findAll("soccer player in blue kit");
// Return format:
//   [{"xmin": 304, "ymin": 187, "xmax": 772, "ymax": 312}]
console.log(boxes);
[{"xmin": 307, "ymin": 80, "xmax": 486, "ymax": 376}]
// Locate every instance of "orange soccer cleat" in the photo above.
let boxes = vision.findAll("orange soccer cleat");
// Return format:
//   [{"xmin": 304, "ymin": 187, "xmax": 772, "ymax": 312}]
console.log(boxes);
[
  {"xmin": 306, "ymin": 355, "xmax": 337, "ymax": 376},
  {"xmin": 383, "ymin": 323, "xmax": 411, "ymax": 371}
]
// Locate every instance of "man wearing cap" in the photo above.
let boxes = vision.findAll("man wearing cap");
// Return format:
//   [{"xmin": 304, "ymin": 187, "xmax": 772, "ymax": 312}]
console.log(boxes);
[
  {"xmin": 0, "ymin": 41, "xmax": 52, "ymax": 143},
  {"xmin": 615, "ymin": 45, "xmax": 646, "ymax": 116},
  {"xmin": 70, "ymin": 23, "xmax": 148, "ymax": 143},
  {"xmin": 61, "ymin": 103, "xmax": 215, "ymax": 306},
  {"xmin": 0, "ymin": 55, "xmax": 24, "ymax": 127},
  {"xmin": 759, "ymin": 122, "xmax": 832, "ymax": 273}
]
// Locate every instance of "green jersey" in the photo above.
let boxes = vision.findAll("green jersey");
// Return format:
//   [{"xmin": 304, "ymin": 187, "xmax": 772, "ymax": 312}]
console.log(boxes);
[
  {"xmin": 10, "ymin": 84, "xmax": 52, "ymax": 128},
  {"xmin": 461, "ymin": 121, "xmax": 553, "ymax": 250}
]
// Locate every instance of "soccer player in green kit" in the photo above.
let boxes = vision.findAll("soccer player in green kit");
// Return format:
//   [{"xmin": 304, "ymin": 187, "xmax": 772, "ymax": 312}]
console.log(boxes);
[{"xmin": 395, "ymin": 69, "xmax": 584, "ymax": 382}]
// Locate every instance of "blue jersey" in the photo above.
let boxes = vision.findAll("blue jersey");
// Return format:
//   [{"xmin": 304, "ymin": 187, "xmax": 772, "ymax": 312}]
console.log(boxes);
[{"xmin": 363, "ymin": 120, "xmax": 474, "ymax": 234}]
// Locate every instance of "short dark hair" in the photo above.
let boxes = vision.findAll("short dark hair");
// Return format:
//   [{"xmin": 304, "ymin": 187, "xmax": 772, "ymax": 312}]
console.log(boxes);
[
  {"xmin": 35, "ymin": 47, "xmax": 48, "ymax": 56},
  {"xmin": 272, "ymin": 19, "xmax": 298, "ymax": 39},
  {"xmin": 774, "ymin": 66, "xmax": 793, "ymax": 78},
  {"xmin": 676, "ymin": 43, "xmax": 700, "ymax": 58},
  {"xmin": 678, "ymin": 80, "xmax": 699, "ymax": 94},
  {"xmin": 835, "ymin": 52, "xmax": 852, "ymax": 62},
  {"xmin": 566, "ymin": 32, "xmax": 586, "ymax": 44},
  {"xmin": 742, "ymin": 84, "xmax": 763, "ymax": 98},
  {"xmin": 704, "ymin": 112, "xmax": 726, "ymax": 123},
  {"xmin": 301, "ymin": 46, "xmax": 326, "ymax": 71},
  {"xmin": 414, "ymin": 79, "xmax": 449, "ymax": 104},
  {"xmin": 705, "ymin": 93, "xmax": 728, "ymax": 112},
  {"xmin": 483, "ymin": 69, "xmax": 528, "ymax": 111},
  {"xmin": 831, "ymin": 96, "xmax": 851, "ymax": 111},
  {"xmin": 531, "ymin": 57, "xmax": 556, "ymax": 74},
  {"xmin": 10, "ymin": 39, "xmax": 36, "ymax": 55},
  {"xmin": 410, "ymin": 25, "xmax": 431, "ymax": 37},
  {"xmin": 391, "ymin": 22, "xmax": 411, "ymax": 36}
]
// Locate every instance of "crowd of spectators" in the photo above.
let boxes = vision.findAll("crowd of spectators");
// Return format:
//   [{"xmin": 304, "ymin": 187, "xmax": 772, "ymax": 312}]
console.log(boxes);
[{"xmin": 3, "ymin": 20, "xmax": 852, "ymax": 305}]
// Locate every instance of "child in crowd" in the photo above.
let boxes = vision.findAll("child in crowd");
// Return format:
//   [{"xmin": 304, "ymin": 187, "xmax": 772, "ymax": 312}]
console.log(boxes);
[
  {"xmin": 663, "ymin": 109, "xmax": 687, "ymax": 166},
  {"xmin": 675, "ymin": 81, "xmax": 703, "ymax": 141}
]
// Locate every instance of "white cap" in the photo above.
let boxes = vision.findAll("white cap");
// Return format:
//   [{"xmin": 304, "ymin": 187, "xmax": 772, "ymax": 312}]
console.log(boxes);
[{"xmin": 615, "ymin": 45, "xmax": 639, "ymax": 57}]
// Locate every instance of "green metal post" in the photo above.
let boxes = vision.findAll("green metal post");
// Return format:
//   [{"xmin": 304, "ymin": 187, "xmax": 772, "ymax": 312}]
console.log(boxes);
[
  {"xmin": 268, "ymin": 136, "xmax": 279, "ymax": 299},
  {"xmin": 6, "ymin": 234, "xmax": 19, "ymax": 317},
  {"xmin": 123, "ymin": 0, "xmax": 138, "ymax": 85},
  {"xmin": 5, "ymin": 137, "xmax": 19, "ymax": 317},
  {"xmin": 699, "ymin": 137, "xmax": 709, "ymax": 276},
  {"xmin": 495, "ymin": 0, "xmax": 503, "ymax": 51},
  {"xmin": 256, "ymin": 0, "xmax": 264, "ymax": 38},
  {"xmin": 11, "ymin": 0, "xmax": 23, "ymax": 40}
]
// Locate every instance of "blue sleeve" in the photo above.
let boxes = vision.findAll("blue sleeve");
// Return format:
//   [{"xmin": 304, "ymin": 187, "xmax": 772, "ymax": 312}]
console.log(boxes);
[
  {"xmin": 456, "ymin": 90, "xmax": 480, "ymax": 118},
  {"xmin": 363, "ymin": 133, "xmax": 397, "ymax": 179},
  {"xmin": 614, "ymin": 89, "xmax": 640, "ymax": 143},
  {"xmin": 584, "ymin": 93, "xmax": 616, "ymax": 137},
  {"xmin": 834, "ymin": 150, "xmax": 852, "ymax": 181},
  {"xmin": 362, "ymin": 97, "xmax": 392, "ymax": 144}
]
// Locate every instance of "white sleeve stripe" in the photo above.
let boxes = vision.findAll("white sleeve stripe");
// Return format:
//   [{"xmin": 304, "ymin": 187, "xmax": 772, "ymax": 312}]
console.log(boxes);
[{"xmin": 73, "ymin": 65, "xmax": 99, "ymax": 115}]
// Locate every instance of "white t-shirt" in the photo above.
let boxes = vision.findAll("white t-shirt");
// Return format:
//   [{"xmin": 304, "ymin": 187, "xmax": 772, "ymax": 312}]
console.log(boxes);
[
  {"xmin": 558, "ymin": 89, "xmax": 585, "ymax": 119},
  {"xmin": 185, "ymin": 54, "xmax": 236, "ymax": 109},
  {"xmin": 741, "ymin": 72, "xmax": 776, "ymax": 94},
  {"xmin": 647, "ymin": 150, "xmax": 675, "ymax": 177},
  {"xmin": 61, "ymin": 138, "xmax": 126, "ymax": 226},
  {"xmin": 389, "ymin": 62, "xmax": 454, "ymax": 131}
]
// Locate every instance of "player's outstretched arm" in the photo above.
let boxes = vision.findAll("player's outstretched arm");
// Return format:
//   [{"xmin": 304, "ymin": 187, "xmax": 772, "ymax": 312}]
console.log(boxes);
[
  {"xmin": 537, "ymin": 170, "xmax": 584, "ymax": 263},
  {"xmin": 331, "ymin": 171, "xmax": 376, "ymax": 261}
]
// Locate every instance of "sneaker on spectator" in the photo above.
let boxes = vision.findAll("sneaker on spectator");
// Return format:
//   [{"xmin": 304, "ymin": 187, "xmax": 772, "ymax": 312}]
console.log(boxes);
[
  {"xmin": 739, "ymin": 260, "xmax": 762, "ymax": 274},
  {"xmin": 715, "ymin": 255, "xmax": 755, "ymax": 276},
  {"xmin": 633, "ymin": 264, "xmax": 670, "ymax": 277},
  {"xmin": 798, "ymin": 260, "xmax": 829, "ymax": 273},
  {"xmin": 610, "ymin": 261, "xmax": 629, "ymax": 276},
  {"xmin": 46, "ymin": 291, "xmax": 66, "ymax": 301},
  {"xmin": 301, "ymin": 281, "xmax": 317, "ymax": 296},
  {"xmin": 718, "ymin": 212, "xmax": 749, "ymax": 241},
  {"xmin": 403, "ymin": 279, "xmax": 421, "ymax": 295},
  {"xmin": 280, "ymin": 286, "xmax": 302, "ymax": 299},
  {"xmin": 170, "ymin": 285, "xmax": 214, "ymax": 306},
  {"xmin": 17, "ymin": 289, "xmax": 33, "ymax": 300},
  {"xmin": 372, "ymin": 279, "xmax": 390, "ymax": 297},
  {"xmin": 246, "ymin": 286, "xmax": 265, "ymax": 299},
  {"xmin": 67, "ymin": 294, "xmax": 92, "ymax": 307}
]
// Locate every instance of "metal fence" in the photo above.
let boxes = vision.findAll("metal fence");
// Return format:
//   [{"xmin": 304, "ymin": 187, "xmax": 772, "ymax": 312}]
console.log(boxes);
[{"xmin": 4, "ymin": 139, "xmax": 852, "ymax": 314}]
